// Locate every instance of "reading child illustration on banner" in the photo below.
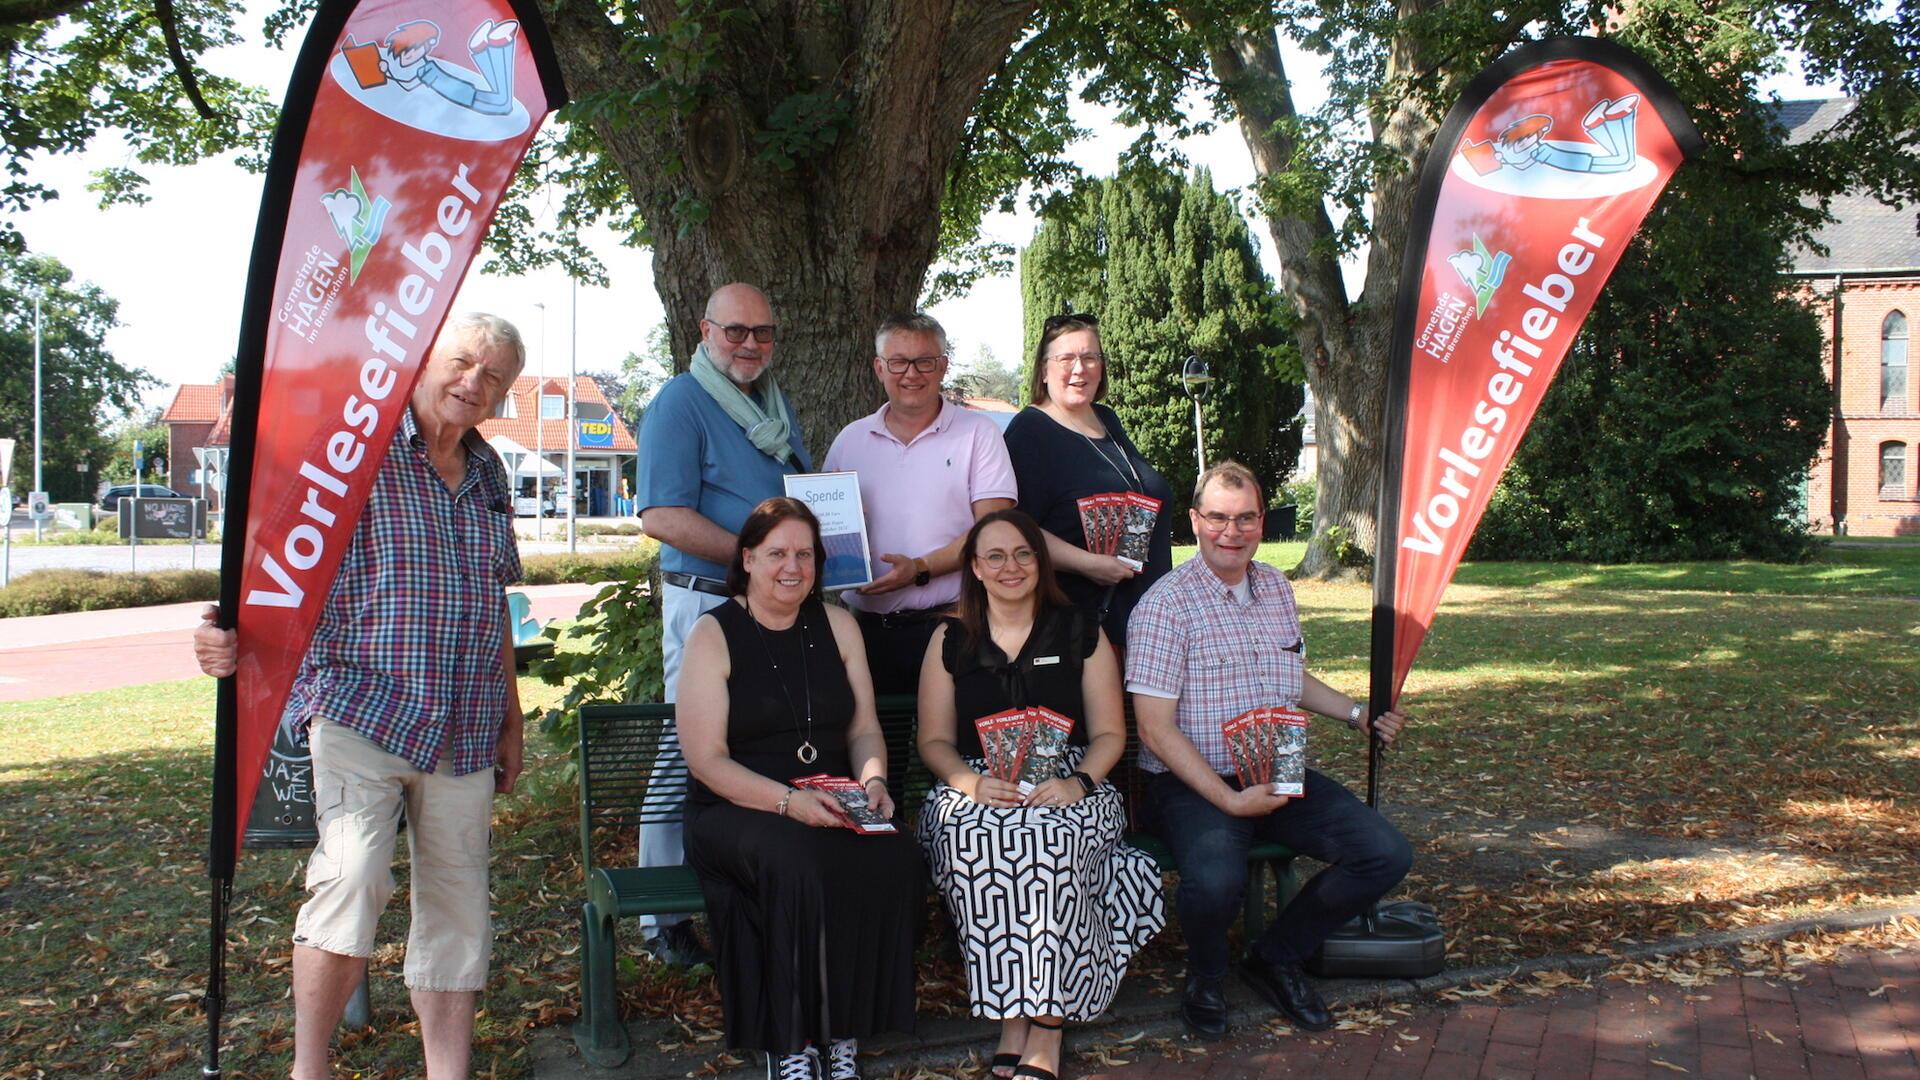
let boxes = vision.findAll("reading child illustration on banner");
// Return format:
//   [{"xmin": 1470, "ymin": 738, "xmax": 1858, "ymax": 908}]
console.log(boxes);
[
  {"xmin": 1454, "ymin": 90, "xmax": 1656, "ymax": 199},
  {"xmin": 333, "ymin": 16, "xmax": 533, "ymax": 139}
]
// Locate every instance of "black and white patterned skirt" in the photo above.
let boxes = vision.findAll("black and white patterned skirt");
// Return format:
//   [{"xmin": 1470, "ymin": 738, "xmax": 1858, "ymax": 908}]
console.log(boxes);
[{"xmin": 915, "ymin": 750, "xmax": 1166, "ymax": 1021}]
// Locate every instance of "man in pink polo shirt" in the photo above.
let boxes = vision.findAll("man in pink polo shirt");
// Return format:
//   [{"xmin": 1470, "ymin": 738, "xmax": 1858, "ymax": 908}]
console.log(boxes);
[{"xmin": 823, "ymin": 312, "xmax": 1018, "ymax": 695}]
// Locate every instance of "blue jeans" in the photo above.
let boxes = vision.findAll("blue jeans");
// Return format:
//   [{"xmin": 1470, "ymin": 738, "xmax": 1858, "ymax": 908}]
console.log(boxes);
[{"xmin": 1144, "ymin": 768, "xmax": 1412, "ymax": 981}]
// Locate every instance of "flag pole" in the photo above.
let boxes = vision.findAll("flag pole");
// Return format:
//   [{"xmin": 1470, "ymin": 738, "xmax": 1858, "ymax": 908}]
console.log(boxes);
[{"xmin": 204, "ymin": 2, "xmax": 359, "ymax": 1072}]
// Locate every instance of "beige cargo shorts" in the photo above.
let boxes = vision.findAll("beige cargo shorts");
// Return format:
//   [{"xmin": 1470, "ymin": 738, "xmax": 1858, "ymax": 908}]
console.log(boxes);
[{"xmin": 290, "ymin": 718, "xmax": 495, "ymax": 992}]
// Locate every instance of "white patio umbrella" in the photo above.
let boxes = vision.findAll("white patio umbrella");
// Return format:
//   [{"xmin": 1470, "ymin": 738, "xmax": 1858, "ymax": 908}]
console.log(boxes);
[{"xmin": 487, "ymin": 434, "xmax": 561, "ymax": 478}]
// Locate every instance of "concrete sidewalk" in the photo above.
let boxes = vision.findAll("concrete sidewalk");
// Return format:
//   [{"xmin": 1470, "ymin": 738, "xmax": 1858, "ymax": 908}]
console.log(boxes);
[
  {"xmin": 532, "ymin": 934, "xmax": 1920, "ymax": 1079},
  {"xmin": 1079, "ymin": 944, "xmax": 1919, "ymax": 1078},
  {"xmin": 0, "ymin": 583, "xmax": 604, "ymax": 702}
]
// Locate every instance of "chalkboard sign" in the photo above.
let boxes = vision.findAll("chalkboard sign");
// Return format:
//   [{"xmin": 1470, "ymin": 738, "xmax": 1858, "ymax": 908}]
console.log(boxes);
[
  {"xmin": 244, "ymin": 714, "xmax": 316, "ymax": 848},
  {"xmin": 119, "ymin": 497, "xmax": 207, "ymax": 539}
]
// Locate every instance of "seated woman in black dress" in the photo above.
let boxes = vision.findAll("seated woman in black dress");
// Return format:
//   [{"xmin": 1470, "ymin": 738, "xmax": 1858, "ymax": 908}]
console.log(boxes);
[
  {"xmin": 915, "ymin": 509, "xmax": 1165, "ymax": 1080},
  {"xmin": 679, "ymin": 496, "xmax": 923, "ymax": 1080}
]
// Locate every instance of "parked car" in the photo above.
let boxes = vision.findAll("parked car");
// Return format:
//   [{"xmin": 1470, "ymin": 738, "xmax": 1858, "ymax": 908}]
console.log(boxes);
[
  {"xmin": 514, "ymin": 493, "xmax": 557, "ymax": 517},
  {"xmin": 97, "ymin": 484, "xmax": 184, "ymax": 513}
]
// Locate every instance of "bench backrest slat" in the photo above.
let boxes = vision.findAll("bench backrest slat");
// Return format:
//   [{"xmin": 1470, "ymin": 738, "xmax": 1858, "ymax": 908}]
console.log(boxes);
[{"xmin": 577, "ymin": 694, "xmax": 928, "ymax": 875}]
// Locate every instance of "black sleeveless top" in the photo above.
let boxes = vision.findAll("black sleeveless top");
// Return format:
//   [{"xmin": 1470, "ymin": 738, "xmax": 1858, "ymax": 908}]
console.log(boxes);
[
  {"xmin": 690, "ymin": 597, "xmax": 855, "ymax": 807},
  {"xmin": 942, "ymin": 605, "xmax": 1100, "ymax": 759}
]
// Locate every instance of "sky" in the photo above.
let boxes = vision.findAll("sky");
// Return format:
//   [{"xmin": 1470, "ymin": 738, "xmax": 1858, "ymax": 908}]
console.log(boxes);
[
  {"xmin": 9, "ymin": 11, "xmax": 1326, "ymax": 417},
  {"xmin": 14, "ymin": 11, "xmax": 1830, "ymax": 420}
]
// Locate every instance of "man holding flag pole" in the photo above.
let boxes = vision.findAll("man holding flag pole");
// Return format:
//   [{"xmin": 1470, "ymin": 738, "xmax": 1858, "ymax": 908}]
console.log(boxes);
[
  {"xmin": 196, "ymin": 314, "xmax": 529, "ymax": 1078},
  {"xmin": 197, "ymin": 0, "xmax": 566, "ymax": 1074}
]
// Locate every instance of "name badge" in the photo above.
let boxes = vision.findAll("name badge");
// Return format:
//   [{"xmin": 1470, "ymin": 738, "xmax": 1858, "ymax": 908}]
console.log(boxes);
[{"xmin": 1032, "ymin": 655, "xmax": 1061, "ymax": 666}]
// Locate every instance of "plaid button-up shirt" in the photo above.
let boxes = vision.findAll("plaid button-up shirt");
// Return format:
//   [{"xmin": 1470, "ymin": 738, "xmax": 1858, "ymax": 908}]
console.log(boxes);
[
  {"xmin": 1125, "ymin": 557, "xmax": 1307, "ymax": 775},
  {"xmin": 284, "ymin": 409, "xmax": 522, "ymax": 775}
]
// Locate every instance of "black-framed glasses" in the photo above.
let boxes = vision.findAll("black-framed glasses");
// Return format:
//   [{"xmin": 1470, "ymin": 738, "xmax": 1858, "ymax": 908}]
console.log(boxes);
[
  {"xmin": 1043, "ymin": 311, "xmax": 1098, "ymax": 333},
  {"xmin": 711, "ymin": 322, "xmax": 776, "ymax": 344},
  {"xmin": 976, "ymin": 548, "xmax": 1038, "ymax": 569},
  {"xmin": 1198, "ymin": 511, "xmax": 1262, "ymax": 532},
  {"xmin": 881, "ymin": 355, "xmax": 945, "ymax": 374}
]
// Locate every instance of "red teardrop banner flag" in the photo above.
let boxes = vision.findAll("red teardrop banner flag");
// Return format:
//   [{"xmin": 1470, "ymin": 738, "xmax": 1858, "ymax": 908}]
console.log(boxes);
[
  {"xmin": 1369, "ymin": 38, "xmax": 1702, "ymax": 713},
  {"xmin": 204, "ymin": 0, "xmax": 562, "ymax": 1068},
  {"xmin": 215, "ymin": 0, "xmax": 565, "ymax": 866}
]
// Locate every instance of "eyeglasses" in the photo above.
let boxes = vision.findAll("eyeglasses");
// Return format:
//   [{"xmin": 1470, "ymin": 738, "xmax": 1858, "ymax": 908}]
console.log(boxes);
[
  {"xmin": 976, "ymin": 548, "xmax": 1037, "ymax": 569},
  {"xmin": 710, "ymin": 322, "xmax": 776, "ymax": 344},
  {"xmin": 1198, "ymin": 511, "xmax": 1262, "ymax": 532},
  {"xmin": 1045, "ymin": 352, "xmax": 1104, "ymax": 369},
  {"xmin": 1043, "ymin": 311, "xmax": 1099, "ymax": 332},
  {"xmin": 881, "ymin": 355, "xmax": 945, "ymax": 374}
]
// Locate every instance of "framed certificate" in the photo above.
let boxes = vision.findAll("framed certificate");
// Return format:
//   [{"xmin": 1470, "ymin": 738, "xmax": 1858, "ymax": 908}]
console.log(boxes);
[{"xmin": 782, "ymin": 471, "xmax": 874, "ymax": 591}]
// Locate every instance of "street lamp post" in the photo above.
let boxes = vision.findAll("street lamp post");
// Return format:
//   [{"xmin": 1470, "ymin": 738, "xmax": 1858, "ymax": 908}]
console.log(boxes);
[
  {"xmin": 567, "ymin": 277, "xmax": 578, "ymax": 553},
  {"xmin": 32, "ymin": 294, "xmax": 43, "ymax": 541},
  {"xmin": 534, "ymin": 301, "xmax": 545, "ymax": 542},
  {"xmin": 131, "ymin": 438, "xmax": 143, "ymax": 572},
  {"xmin": 1180, "ymin": 354, "xmax": 1213, "ymax": 476}
]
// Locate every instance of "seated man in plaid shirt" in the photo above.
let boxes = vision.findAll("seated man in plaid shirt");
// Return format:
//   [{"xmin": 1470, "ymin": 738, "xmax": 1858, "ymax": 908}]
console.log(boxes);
[
  {"xmin": 1126, "ymin": 461, "xmax": 1413, "ymax": 1040},
  {"xmin": 194, "ymin": 313, "xmax": 528, "ymax": 1080}
]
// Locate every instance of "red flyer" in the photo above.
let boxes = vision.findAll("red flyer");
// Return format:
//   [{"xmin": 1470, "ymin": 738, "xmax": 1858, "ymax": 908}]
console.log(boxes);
[{"xmin": 792, "ymin": 775, "xmax": 897, "ymax": 834}]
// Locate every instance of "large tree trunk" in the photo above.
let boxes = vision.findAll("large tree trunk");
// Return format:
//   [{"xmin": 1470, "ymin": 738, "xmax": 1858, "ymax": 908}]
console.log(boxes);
[
  {"xmin": 545, "ymin": 1, "xmax": 1036, "ymax": 462},
  {"xmin": 1192, "ymin": 8, "xmax": 1439, "ymax": 578}
]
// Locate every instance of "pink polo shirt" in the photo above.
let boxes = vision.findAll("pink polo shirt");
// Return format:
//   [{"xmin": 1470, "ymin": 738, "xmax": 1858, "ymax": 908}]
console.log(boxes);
[{"xmin": 823, "ymin": 399, "xmax": 1019, "ymax": 614}]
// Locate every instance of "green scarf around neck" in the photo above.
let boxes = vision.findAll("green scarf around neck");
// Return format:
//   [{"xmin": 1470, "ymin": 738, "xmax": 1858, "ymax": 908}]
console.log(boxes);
[{"xmin": 689, "ymin": 342, "xmax": 796, "ymax": 466}]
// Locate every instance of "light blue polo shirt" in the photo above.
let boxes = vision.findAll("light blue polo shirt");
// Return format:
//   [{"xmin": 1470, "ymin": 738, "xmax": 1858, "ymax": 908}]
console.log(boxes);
[{"xmin": 637, "ymin": 372, "xmax": 811, "ymax": 580}]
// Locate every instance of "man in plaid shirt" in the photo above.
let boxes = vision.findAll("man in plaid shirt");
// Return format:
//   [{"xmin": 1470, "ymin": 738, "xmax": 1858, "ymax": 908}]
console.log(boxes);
[
  {"xmin": 1127, "ymin": 461, "xmax": 1413, "ymax": 1040},
  {"xmin": 195, "ymin": 313, "xmax": 528, "ymax": 1080}
]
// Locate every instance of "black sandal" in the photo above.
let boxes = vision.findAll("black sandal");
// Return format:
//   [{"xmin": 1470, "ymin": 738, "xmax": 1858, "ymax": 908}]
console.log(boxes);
[
  {"xmin": 990, "ymin": 1054, "xmax": 1021, "ymax": 1079},
  {"xmin": 1012, "ymin": 1019, "xmax": 1064, "ymax": 1080}
]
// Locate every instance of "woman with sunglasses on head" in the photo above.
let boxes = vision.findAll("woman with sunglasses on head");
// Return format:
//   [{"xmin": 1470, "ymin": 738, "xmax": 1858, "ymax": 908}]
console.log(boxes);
[
  {"xmin": 916, "ymin": 509, "xmax": 1166, "ymax": 1080},
  {"xmin": 678, "ymin": 497, "xmax": 922, "ymax": 1080},
  {"xmin": 1003, "ymin": 313, "xmax": 1175, "ymax": 650}
]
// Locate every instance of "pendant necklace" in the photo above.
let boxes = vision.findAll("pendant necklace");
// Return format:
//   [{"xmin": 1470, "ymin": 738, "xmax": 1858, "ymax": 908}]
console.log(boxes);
[
  {"xmin": 746, "ymin": 597, "xmax": 818, "ymax": 764},
  {"xmin": 1074, "ymin": 418, "xmax": 1143, "ymax": 493}
]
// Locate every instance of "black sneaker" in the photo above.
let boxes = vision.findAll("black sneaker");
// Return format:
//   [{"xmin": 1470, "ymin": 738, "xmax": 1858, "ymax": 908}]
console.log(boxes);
[
  {"xmin": 814, "ymin": 1038, "xmax": 861, "ymax": 1080},
  {"xmin": 645, "ymin": 921, "xmax": 713, "ymax": 967},
  {"xmin": 768, "ymin": 1049, "xmax": 818, "ymax": 1080},
  {"xmin": 1238, "ymin": 953, "xmax": 1332, "ymax": 1031},
  {"xmin": 1179, "ymin": 973, "xmax": 1230, "ymax": 1040}
]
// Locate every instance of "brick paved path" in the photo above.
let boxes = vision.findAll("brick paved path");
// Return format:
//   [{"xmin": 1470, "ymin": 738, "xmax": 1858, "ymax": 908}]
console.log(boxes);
[{"xmin": 1080, "ymin": 947, "xmax": 1919, "ymax": 1078}]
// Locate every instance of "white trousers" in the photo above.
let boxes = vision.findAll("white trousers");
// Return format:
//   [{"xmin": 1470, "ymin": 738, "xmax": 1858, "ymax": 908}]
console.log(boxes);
[{"xmin": 637, "ymin": 580, "xmax": 729, "ymax": 933}]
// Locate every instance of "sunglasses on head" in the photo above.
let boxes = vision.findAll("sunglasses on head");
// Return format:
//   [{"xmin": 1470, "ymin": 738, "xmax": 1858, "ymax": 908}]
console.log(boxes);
[{"xmin": 1042, "ymin": 311, "xmax": 1099, "ymax": 333}]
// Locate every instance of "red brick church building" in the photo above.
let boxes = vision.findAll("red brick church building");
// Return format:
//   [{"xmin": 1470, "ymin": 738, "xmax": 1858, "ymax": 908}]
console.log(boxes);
[{"xmin": 1784, "ymin": 100, "xmax": 1920, "ymax": 537}]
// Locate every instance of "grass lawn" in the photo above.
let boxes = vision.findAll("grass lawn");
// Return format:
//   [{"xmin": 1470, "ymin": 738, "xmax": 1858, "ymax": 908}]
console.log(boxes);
[{"xmin": 0, "ymin": 543, "xmax": 1914, "ymax": 1077}]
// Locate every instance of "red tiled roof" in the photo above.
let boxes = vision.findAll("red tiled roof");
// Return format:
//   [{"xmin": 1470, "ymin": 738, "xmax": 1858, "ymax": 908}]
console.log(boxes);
[
  {"xmin": 162, "ymin": 384, "xmax": 223, "ymax": 423},
  {"xmin": 187, "ymin": 374, "xmax": 636, "ymax": 452},
  {"xmin": 960, "ymin": 394, "xmax": 1020, "ymax": 413},
  {"xmin": 477, "ymin": 375, "xmax": 637, "ymax": 452},
  {"xmin": 208, "ymin": 399, "xmax": 234, "ymax": 447}
]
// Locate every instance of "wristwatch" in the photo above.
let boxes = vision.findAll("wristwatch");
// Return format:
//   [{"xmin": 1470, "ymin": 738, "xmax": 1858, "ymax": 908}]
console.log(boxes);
[
  {"xmin": 1070, "ymin": 771, "xmax": 1097, "ymax": 797},
  {"xmin": 912, "ymin": 557, "xmax": 931, "ymax": 587},
  {"xmin": 1347, "ymin": 701, "xmax": 1366, "ymax": 730}
]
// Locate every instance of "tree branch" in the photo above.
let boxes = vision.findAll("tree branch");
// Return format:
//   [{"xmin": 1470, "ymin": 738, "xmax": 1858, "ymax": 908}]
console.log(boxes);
[
  {"xmin": 930, "ymin": 0, "xmax": 1041, "ymax": 145},
  {"xmin": 0, "ymin": 0, "xmax": 93, "ymax": 31},
  {"xmin": 1183, "ymin": 12, "xmax": 1349, "ymax": 328},
  {"xmin": 153, "ymin": 0, "xmax": 221, "ymax": 121}
]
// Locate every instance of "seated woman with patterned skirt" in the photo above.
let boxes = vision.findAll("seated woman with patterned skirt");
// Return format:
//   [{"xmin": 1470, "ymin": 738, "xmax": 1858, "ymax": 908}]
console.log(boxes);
[
  {"xmin": 915, "ymin": 509, "xmax": 1166, "ymax": 1080},
  {"xmin": 679, "ymin": 497, "xmax": 923, "ymax": 1080}
]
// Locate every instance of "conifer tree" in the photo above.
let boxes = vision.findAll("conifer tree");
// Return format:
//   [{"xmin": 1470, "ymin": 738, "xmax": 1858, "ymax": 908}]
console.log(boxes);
[{"xmin": 1021, "ymin": 165, "xmax": 1303, "ymax": 531}]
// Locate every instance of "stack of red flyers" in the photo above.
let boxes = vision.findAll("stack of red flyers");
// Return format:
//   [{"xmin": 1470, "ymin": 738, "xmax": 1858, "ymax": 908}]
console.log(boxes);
[
  {"xmin": 1221, "ymin": 706, "xmax": 1309, "ymax": 797},
  {"xmin": 790, "ymin": 774, "xmax": 897, "ymax": 834},
  {"xmin": 1076, "ymin": 492, "xmax": 1163, "ymax": 571},
  {"xmin": 972, "ymin": 706, "xmax": 1076, "ymax": 795}
]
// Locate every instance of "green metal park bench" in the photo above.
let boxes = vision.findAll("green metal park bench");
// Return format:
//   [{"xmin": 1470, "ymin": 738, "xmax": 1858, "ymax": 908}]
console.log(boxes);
[{"xmin": 570, "ymin": 694, "xmax": 1298, "ymax": 1068}]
